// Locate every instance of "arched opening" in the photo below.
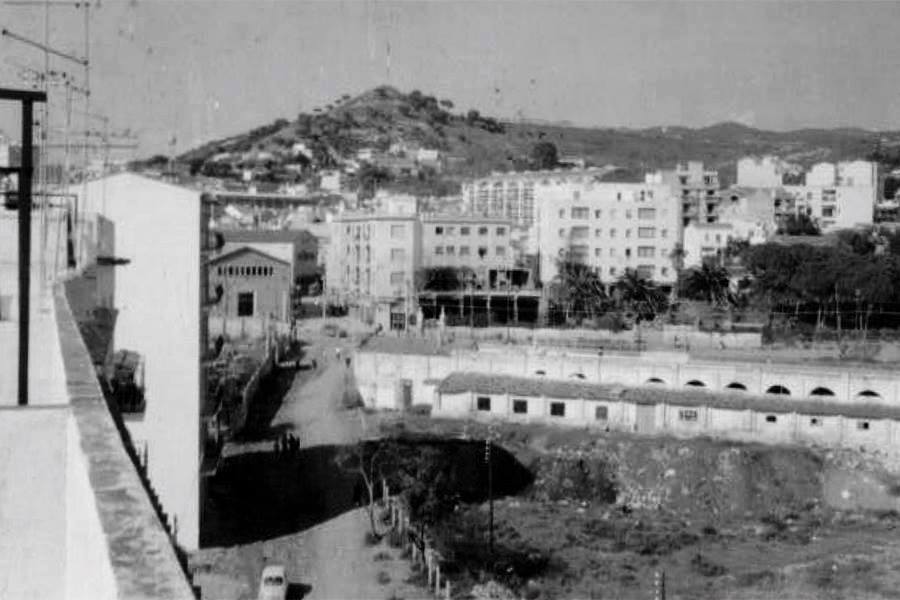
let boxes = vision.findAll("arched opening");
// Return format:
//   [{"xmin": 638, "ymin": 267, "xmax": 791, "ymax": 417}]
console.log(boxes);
[
  {"xmin": 766, "ymin": 385, "xmax": 790, "ymax": 396},
  {"xmin": 570, "ymin": 373, "xmax": 586, "ymax": 380},
  {"xmin": 534, "ymin": 370, "xmax": 546, "ymax": 377},
  {"xmin": 685, "ymin": 380, "xmax": 706, "ymax": 388},
  {"xmin": 646, "ymin": 377, "xmax": 665, "ymax": 385},
  {"xmin": 725, "ymin": 382, "xmax": 747, "ymax": 391},
  {"xmin": 857, "ymin": 390, "xmax": 881, "ymax": 400},
  {"xmin": 809, "ymin": 386, "xmax": 835, "ymax": 397}
]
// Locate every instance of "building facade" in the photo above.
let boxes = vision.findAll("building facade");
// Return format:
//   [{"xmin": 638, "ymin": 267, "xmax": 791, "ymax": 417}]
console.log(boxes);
[
  {"xmin": 536, "ymin": 181, "xmax": 682, "ymax": 286},
  {"xmin": 208, "ymin": 247, "xmax": 292, "ymax": 322},
  {"xmin": 420, "ymin": 214, "xmax": 515, "ymax": 276},
  {"xmin": 326, "ymin": 212, "xmax": 422, "ymax": 330},
  {"xmin": 646, "ymin": 161, "xmax": 720, "ymax": 226},
  {"xmin": 73, "ymin": 173, "xmax": 206, "ymax": 550}
]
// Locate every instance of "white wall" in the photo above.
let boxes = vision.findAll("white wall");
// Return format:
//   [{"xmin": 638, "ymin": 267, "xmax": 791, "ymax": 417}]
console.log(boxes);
[{"xmin": 75, "ymin": 173, "xmax": 201, "ymax": 550}]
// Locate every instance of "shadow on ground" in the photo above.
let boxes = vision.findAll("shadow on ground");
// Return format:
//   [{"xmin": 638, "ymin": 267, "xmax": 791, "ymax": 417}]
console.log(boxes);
[
  {"xmin": 287, "ymin": 582, "xmax": 312, "ymax": 599},
  {"xmin": 201, "ymin": 439, "xmax": 533, "ymax": 547},
  {"xmin": 231, "ymin": 365, "xmax": 303, "ymax": 442}
]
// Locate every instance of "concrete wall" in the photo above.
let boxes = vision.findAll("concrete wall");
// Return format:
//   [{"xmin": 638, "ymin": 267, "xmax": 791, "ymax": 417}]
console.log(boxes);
[{"xmin": 75, "ymin": 173, "xmax": 202, "ymax": 550}]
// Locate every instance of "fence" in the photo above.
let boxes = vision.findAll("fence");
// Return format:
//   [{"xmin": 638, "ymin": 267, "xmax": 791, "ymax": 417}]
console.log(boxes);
[
  {"xmin": 209, "ymin": 315, "xmax": 291, "ymax": 340},
  {"xmin": 381, "ymin": 480, "xmax": 453, "ymax": 600}
]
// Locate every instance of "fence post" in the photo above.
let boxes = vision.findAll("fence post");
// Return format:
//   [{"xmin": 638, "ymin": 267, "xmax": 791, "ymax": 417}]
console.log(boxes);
[
  {"xmin": 434, "ymin": 564, "xmax": 441, "ymax": 595},
  {"xmin": 426, "ymin": 549, "xmax": 433, "ymax": 585},
  {"xmin": 444, "ymin": 580, "xmax": 451, "ymax": 600}
]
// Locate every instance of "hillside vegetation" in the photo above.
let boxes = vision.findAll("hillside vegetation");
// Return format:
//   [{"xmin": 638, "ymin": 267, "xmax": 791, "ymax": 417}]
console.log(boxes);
[{"xmin": 179, "ymin": 86, "xmax": 900, "ymax": 188}]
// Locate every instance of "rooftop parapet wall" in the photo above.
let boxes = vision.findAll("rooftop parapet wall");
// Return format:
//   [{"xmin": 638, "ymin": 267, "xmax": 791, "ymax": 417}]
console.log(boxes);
[{"xmin": 54, "ymin": 283, "xmax": 194, "ymax": 600}]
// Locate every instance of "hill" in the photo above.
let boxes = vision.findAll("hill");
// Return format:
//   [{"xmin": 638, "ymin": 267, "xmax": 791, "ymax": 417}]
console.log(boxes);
[{"xmin": 177, "ymin": 86, "xmax": 900, "ymax": 190}]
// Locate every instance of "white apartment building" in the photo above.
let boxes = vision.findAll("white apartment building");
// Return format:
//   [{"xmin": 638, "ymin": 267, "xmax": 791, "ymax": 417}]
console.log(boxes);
[
  {"xmin": 420, "ymin": 214, "xmax": 514, "ymax": 275},
  {"xmin": 536, "ymin": 182, "xmax": 682, "ymax": 286},
  {"xmin": 646, "ymin": 161, "xmax": 721, "ymax": 226},
  {"xmin": 326, "ymin": 212, "xmax": 421, "ymax": 330},
  {"xmin": 735, "ymin": 157, "xmax": 877, "ymax": 232},
  {"xmin": 462, "ymin": 167, "xmax": 617, "ymax": 228}
]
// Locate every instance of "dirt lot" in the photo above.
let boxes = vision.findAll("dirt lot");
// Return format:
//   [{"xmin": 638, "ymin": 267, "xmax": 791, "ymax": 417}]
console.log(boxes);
[{"xmin": 377, "ymin": 413, "xmax": 900, "ymax": 600}]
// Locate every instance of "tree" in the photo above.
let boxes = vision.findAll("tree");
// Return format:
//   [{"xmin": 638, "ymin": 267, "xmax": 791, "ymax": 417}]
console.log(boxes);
[
  {"xmin": 530, "ymin": 141, "xmax": 559, "ymax": 170},
  {"xmin": 778, "ymin": 213, "xmax": 820, "ymax": 236},
  {"xmin": 439, "ymin": 99, "xmax": 454, "ymax": 109},
  {"xmin": 614, "ymin": 269, "xmax": 667, "ymax": 321},
  {"xmin": 681, "ymin": 263, "xmax": 731, "ymax": 305},
  {"xmin": 549, "ymin": 259, "xmax": 608, "ymax": 322}
]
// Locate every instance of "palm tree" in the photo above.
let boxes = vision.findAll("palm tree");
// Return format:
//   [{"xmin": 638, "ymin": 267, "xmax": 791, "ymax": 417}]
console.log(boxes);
[
  {"xmin": 682, "ymin": 263, "xmax": 731, "ymax": 306},
  {"xmin": 550, "ymin": 259, "xmax": 607, "ymax": 322},
  {"xmin": 614, "ymin": 269, "xmax": 667, "ymax": 321}
]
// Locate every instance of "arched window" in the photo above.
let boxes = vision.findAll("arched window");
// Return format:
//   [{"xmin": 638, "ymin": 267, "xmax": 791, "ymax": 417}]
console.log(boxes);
[
  {"xmin": 809, "ymin": 387, "xmax": 835, "ymax": 397},
  {"xmin": 766, "ymin": 385, "xmax": 790, "ymax": 396},
  {"xmin": 646, "ymin": 377, "xmax": 665, "ymax": 385},
  {"xmin": 685, "ymin": 380, "xmax": 706, "ymax": 388},
  {"xmin": 726, "ymin": 382, "xmax": 747, "ymax": 391},
  {"xmin": 857, "ymin": 390, "xmax": 881, "ymax": 400}
]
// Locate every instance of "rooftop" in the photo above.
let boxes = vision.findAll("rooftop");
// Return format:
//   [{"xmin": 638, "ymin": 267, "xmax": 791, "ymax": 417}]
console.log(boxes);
[{"xmin": 437, "ymin": 371, "xmax": 900, "ymax": 421}]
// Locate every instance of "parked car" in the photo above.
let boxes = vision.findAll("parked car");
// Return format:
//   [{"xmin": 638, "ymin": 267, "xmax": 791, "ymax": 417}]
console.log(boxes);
[{"xmin": 257, "ymin": 565, "xmax": 287, "ymax": 600}]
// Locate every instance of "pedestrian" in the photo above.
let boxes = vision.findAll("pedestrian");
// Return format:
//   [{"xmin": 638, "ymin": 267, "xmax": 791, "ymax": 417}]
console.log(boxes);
[
  {"xmin": 335, "ymin": 347, "xmax": 342, "ymax": 361},
  {"xmin": 312, "ymin": 358, "xmax": 317, "ymax": 370}
]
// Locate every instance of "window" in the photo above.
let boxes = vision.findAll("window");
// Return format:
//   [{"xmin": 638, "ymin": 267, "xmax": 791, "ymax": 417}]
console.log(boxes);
[
  {"xmin": 550, "ymin": 402, "xmax": 566, "ymax": 417},
  {"xmin": 678, "ymin": 409, "xmax": 698, "ymax": 422},
  {"xmin": 571, "ymin": 207, "xmax": 589, "ymax": 219},
  {"xmin": 638, "ymin": 227, "xmax": 656, "ymax": 238},
  {"xmin": 616, "ymin": 192, "xmax": 622, "ymax": 201},
  {"xmin": 661, "ymin": 267, "xmax": 669, "ymax": 276},
  {"xmin": 595, "ymin": 229, "xmax": 602, "ymax": 238},
  {"xmin": 573, "ymin": 190, "xmax": 581, "ymax": 200},
  {"xmin": 609, "ymin": 267, "xmax": 616, "ymax": 276},
  {"xmin": 390, "ymin": 312, "xmax": 405, "ymax": 330},
  {"xmin": 609, "ymin": 248, "xmax": 616, "ymax": 256},
  {"xmin": 625, "ymin": 248, "xmax": 632, "ymax": 258},
  {"xmin": 661, "ymin": 229, "xmax": 668, "ymax": 239},
  {"xmin": 459, "ymin": 246, "xmax": 470, "ymax": 256},
  {"xmin": 446, "ymin": 226, "xmax": 456, "ymax": 235},
  {"xmin": 610, "ymin": 209, "xmax": 617, "ymax": 219},
  {"xmin": 595, "ymin": 405, "xmax": 608, "ymax": 420},
  {"xmin": 434, "ymin": 246, "xmax": 444, "ymax": 255},
  {"xmin": 625, "ymin": 229, "xmax": 631, "ymax": 238},
  {"xmin": 857, "ymin": 421, "xmax": 870, "ymax": 431},
  {"xmin": 558, "ymin": 228, "xmax": 566, "ymax": 238},
  {"xmin": 513, "ymin": 399, "xmax": 528, "ymax": 414},
  {"xmin": 765, "ymin": 415, "xmax": 778, "ymax": 423},
  {"xmin": 460, "ymin": 226, "xmax": 471, "ymax": 235},
  {"xmin": 558, "ymin": 209, "xmax": 565, "ymax": 218},
  {"xmin": 391, "ymin": 248, "xmax": 405, "ymax": 261},
  {"xmin": 638, "ymin": 208, "xmax": 656, "ymax": 220},
  {"xmin": 391, "ymin": 224, "xmax": 406, "ymax": 238},
  {"xmin": 446, "ymin": 246, "xmax": 456, "ymax": 255},
  {"xmin": 822, "ymin": 207, "xmax": 835, "ymax": 218},
  {"xmin": 477, "ymin": 396, "xmax": 491, "ymax": 411},
  {"xmin": 637, "ymin": 265, "xmax": 655, "ymax": 279},
  {"xmin": 625, "ymin": 210, "xmax": 632, "ymax": 219},
  {"xmin": 594, "ymin": 248, "xmax": 602, "ymax": 257},
  {"xmin": 478, "ymin": 227, "xmax": 488, "ymax": 235},
  {"xmin": 237, "ymin": 292, "xmax": 254, "ymax": 317},
  {"xmin": 496, "ymin": 227, "xmax": 506, "ymax": 236},
  {"xmin": 435, "ymin": 226, "xmax": 444, "ymax": 235},
  {"xmin": 810, "ymin": 417, "xmax": 822, "ymax": 427},
  {"xmin": 570, "ymin": 226, "xmax": 589, "ymax": 240},
  {"xmin": 478, "ymin": 246, "xmax": 488, "ymax": 258},
  {"xmin": 390, "ymin": 271, "xmax": 404, "ymax": 285},
  {"xmin": 609, "ymin": 228, "xmax": 617, "ymax": 238},
  {"xmin": 594, "ymin": 209, "xmax": 602, "ymax": 218},
  {"xmin": 637, "ymin": 246, "xmax": 655, "ymax": 258},
  {"xmin": 496, "ymin": 246, "xmax": 506, "ymax": 256}
]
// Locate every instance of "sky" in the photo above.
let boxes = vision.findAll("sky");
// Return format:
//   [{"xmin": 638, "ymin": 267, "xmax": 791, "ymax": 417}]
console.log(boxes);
[{"xmin": 1, "ymin": 0, "xmax": 900, "ymax": 157}]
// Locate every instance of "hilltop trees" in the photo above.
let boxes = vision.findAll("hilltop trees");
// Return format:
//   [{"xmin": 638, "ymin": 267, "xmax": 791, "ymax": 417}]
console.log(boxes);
[{"xmin": 531, "ymin": 141, "xmax": 559, "ymax": 170}]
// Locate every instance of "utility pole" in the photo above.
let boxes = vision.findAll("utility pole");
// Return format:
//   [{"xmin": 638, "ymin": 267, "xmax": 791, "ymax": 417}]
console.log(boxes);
[{"xmin": 1, "ymin": 87, "xmax": 48, "ymax": 406}]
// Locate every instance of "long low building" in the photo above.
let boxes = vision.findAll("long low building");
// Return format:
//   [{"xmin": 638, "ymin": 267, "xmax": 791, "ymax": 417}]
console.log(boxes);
[{"xmin": 431, "ymin": 372, "xmax": 899, "ymax": 450}]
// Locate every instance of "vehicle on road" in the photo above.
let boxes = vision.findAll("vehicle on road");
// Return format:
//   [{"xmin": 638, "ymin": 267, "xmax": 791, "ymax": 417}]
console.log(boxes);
[{"xmin": 257, "ymin": 564, "xmax": 287, "ymax": 600}]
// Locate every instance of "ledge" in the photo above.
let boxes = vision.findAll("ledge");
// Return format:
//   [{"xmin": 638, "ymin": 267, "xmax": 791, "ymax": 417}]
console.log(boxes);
[{"xmin": 55, "ymin": 281, "xmax": 195, "ymax": 600}]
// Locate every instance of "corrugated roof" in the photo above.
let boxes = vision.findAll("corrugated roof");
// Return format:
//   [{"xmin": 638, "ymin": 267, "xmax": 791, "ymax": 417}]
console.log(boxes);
[{"xmin": 436, "ymin": 371, "xmax": 900, "ymax": 421}]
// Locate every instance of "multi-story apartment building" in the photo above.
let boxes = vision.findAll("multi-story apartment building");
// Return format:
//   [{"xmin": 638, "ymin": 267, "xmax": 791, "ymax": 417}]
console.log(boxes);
[
  {"xmin": 462, "ymin": 167, "xmax": 616, "ymax": 227},
  {"xmin": 326, "ymin": 212, "xmax": 422, "ymax": 330},
  {"xmin": 646, "ymin": 161, "xmax": 720, "ymax": 226},
  {"xmin": 536, "ymin": 182, "xmax": 682, "ymax": 286},
  {"xmin": 420, "ymin": 214, "xmax": 514, "ymax": 275},
  {"xmin": 735, "ymin": 156, "xmax": 877, "ymax": 232}
]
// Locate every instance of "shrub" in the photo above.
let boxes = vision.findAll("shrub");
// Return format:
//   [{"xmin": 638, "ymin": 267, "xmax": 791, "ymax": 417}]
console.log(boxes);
[
  {"xmin": 408, "ymin": 404, "xmax": 432, "ymax": 416},
  {"xmin": 374, "ymin": 550, "xmax": 392, "ymax": 562},
  {"xmin": 388, "ymin": 528, "xmax": 405, "ymax": 548},
  {"xmin": 377, "ymin": 570, "xmax": 391, "ymax": 585}
]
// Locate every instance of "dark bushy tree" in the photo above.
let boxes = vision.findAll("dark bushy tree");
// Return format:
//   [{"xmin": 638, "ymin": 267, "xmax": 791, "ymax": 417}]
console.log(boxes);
[{"xmin": 530, "ymin": 141, "xmax": 559, "ymax": 170}]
